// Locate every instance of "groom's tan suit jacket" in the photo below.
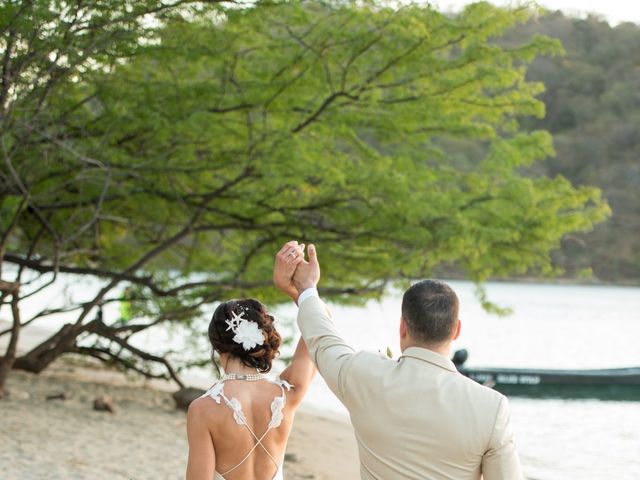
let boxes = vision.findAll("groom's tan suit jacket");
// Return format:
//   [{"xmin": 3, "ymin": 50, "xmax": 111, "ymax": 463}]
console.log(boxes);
[{"xmin": 297, "ymin": 293, "xmax": 523, "ymax": 480}]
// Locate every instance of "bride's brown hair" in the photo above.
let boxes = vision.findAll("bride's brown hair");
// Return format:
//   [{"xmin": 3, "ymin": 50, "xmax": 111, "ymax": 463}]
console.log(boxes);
[{"xmin": 208, "ymin": 299, "xmax": 281, "ymax": 373}]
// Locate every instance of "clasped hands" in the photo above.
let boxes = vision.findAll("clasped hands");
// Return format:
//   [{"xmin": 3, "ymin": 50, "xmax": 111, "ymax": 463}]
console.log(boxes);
[{"xmin": 273, "ymin": 241, "xmax": 320, "ymax": 302}]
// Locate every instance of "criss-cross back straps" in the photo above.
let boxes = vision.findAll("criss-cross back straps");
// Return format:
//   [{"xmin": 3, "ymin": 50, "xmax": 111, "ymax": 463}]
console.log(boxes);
[
  {"xmin": 201, "ymin": 377, "xmax": 292, "ymax": 479},
  {"xmin": 218, "ymin": 420, "xmax": 280, "ymax": 477}
]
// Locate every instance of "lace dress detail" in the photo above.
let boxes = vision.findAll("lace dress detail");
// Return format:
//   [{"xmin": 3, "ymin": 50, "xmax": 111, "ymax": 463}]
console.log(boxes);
[{"xmin": 201, "ymin": 377, "xmax": 292, "ymax": 480}]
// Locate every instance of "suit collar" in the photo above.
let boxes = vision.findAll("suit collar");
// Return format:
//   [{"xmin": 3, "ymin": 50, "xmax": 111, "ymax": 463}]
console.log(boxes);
[{"xmin": 399, "ymin": 347, "xmax": 457, "ymax": 372}]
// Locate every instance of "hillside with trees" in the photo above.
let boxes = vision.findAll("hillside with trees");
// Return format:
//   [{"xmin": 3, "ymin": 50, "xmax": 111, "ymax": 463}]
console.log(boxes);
[{"xmin": 511, "ymin": 12, "xmax": 640, "ymax": 282}]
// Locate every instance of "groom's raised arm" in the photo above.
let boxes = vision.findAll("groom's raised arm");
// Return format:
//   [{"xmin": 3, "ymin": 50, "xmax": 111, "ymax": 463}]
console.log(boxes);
[
  {"xmin": 296, "ymin": 288, "xmax": 356, "ymax": 400},
  {"xmin": 274, "ymin": 243, "xmax": 357, "ymax": 401}
]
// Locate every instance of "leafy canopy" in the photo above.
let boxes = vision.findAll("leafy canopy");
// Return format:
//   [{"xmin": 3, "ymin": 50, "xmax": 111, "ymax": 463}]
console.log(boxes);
[{"xmin": 4, "ymin": 1, "xmax": 609, "ymax": 321}]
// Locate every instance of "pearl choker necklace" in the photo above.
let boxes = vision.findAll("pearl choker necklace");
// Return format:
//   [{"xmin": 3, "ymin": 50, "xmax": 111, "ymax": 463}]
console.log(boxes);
[{"xmin": 221, "ymin": 372, "xmax": 267, "ymax": 382}]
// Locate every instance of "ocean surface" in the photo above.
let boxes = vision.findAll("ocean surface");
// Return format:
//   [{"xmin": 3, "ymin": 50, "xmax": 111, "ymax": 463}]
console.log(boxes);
[
  {"xmin": 7, "ymin": 279, "xmax": 640, "ymax": 479},
  {"xmin": 273, "ymin": 281, "xmax": 640, "ymax": 480}
]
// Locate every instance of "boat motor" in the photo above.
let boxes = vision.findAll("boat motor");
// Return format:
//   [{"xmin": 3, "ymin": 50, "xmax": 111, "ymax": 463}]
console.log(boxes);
[{"xmin": 452, "ymin": 349, "xmax": 468, "ymax": 368}]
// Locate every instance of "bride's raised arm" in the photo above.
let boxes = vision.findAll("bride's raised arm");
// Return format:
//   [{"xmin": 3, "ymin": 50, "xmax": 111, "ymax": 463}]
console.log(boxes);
[
  {"xmin": 279, "ymin": 336, "xmax": 316, "ymax": 407},
  {"xmin": 273, "ymin": 241, "xmax": 317, "ymax": 406}
]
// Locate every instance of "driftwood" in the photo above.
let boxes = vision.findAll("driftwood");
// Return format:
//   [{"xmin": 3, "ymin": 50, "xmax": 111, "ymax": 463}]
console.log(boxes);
[
  {"xmin": 93, "ymin": 395, "xmax": 115, "ymax": 413},
  {"xmin": 46, "ymin": 392, "xmax": 67, "ymax": 401}
]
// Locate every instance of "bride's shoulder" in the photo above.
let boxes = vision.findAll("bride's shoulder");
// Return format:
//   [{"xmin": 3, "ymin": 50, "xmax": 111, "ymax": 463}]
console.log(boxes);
[
  {"xmin": 271, "ymin": 376, "xmax": 294, "ymax": 391},
  {"xmin": 187, "ymin": 395, "xmax": 211, "ymax": 420},
  {"xmin": 188, "ymin": 385, "xmax": 226, "ymax": 418}
]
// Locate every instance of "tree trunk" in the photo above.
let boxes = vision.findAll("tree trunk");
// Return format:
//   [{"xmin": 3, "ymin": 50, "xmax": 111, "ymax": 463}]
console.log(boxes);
[
  {"xmin": 12, "ymin": 323, "xmax": 82, "ymax": 373},
  {"xmin": 0, "ymin": 286, "xmax": 20, "ymax": 398},
  {"xmin": 13, "ymin": 318, "xmax": 185, "ymax": 389}
]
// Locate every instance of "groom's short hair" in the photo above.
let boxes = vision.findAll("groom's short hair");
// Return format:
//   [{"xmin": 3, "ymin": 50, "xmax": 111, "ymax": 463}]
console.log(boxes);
[{"xmin": 401, "ymin": 280, "xmax": 459, "ymax": 344}]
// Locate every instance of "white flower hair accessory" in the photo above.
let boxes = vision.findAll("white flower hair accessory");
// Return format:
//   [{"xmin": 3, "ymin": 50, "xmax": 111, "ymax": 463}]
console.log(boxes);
[{"xmin": 225, "ymin": 310, "xmax": 265, "ymax": 351}]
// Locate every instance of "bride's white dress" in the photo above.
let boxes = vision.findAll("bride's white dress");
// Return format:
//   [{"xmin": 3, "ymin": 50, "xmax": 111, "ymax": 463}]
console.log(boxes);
[
  {"xmin": 201, "ymin": 377, "xmax": 291, "ymax": 480},
  {"xmin": 214, "ymin": 466, "xmax": 283, "ymax": 480}
]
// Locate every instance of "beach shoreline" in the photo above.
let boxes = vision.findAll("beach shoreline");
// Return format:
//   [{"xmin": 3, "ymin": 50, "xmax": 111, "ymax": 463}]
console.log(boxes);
[{"xmin": 0, "ymin": 358, "xmax": 360, "ymax": 480}]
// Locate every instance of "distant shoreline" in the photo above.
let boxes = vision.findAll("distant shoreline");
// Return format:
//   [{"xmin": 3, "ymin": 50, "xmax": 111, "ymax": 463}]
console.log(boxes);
[{"xmin": 435, "ymin": 274, "xmax": 640, "ymax": 288}]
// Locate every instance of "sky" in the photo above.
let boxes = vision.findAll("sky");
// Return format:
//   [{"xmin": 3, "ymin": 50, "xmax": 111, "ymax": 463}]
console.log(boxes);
[{"xmin": 431, "ymin": 1, "xmax": 640, "ymax": 25}]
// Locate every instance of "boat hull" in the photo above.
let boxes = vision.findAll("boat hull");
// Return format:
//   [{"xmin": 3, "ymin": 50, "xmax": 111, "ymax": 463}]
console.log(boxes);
[{"xmin": 458, "ymin": 367, "xmax": 640, "ymax": 400}]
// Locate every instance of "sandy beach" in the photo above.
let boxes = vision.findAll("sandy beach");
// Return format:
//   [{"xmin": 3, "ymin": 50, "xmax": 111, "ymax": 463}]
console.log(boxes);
[{"xmin": 0, "ymin": 359, "xmax": 360, "ymax": 480}]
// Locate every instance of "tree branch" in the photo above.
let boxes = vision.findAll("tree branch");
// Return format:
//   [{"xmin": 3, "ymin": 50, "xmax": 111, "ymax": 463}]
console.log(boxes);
[{"xmin": 84, "ymin": 318, "xmax": 185, "ymax": 388}]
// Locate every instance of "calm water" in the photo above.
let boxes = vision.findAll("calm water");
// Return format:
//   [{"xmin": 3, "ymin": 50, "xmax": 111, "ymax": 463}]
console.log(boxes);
[{"xmin": 273, "ymin": 281, "xmax": 640, "ymax": 480}]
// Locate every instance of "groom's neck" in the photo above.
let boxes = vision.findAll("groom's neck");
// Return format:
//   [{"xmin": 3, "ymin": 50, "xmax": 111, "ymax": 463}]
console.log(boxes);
[{"xmin": 402, "ymin": 339, "xmax": 452, "ymax": 358}]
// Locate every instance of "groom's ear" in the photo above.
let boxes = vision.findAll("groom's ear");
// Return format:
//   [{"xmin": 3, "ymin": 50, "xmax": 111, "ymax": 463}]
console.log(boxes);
[
  {"xmin": 399, "ymin": 316, "xmax": 408, "ymax": 339},
  {"xmin": 452, "ymin": 319, "xmax": 462, "ymax": 341}
]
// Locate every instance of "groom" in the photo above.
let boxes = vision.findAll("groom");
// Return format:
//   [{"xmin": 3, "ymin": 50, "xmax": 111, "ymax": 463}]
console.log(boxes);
[{"xmin": 273, "ymin": 242, "xmax": 523, "ymax": 480}]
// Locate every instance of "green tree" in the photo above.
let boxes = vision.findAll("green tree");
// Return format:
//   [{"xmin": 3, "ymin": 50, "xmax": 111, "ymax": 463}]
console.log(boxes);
[
  {"xmin": 0, "ymin": 1, "xmax": 609, "ymax": 394},
  {"xmin": 0, "ymin": 0, "xmax": 226, "ymax": 395}
]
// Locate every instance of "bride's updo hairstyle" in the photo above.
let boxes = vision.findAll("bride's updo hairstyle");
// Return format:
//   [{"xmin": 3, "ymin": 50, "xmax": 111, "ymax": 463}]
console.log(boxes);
[{"xmin": 208, "ymin": 299, "xmax": 281, "ymax": 373}]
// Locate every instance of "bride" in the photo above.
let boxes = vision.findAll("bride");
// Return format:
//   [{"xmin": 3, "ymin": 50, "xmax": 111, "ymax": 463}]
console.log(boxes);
[{"xmin": 185, "ymin": 242, "xmax": 316, "ymax": 480}]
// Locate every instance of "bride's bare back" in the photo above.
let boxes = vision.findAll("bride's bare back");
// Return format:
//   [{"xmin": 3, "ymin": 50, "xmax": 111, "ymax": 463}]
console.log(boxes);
[{"xmin": 192, "ymin": 378, "xmax": 296, "ymax": 479}]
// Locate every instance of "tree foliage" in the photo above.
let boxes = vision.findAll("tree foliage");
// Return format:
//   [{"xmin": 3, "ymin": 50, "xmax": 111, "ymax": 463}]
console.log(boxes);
[{"xmin": 0, "ymin": 1, "xmax": 609, "ymax": 389}]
